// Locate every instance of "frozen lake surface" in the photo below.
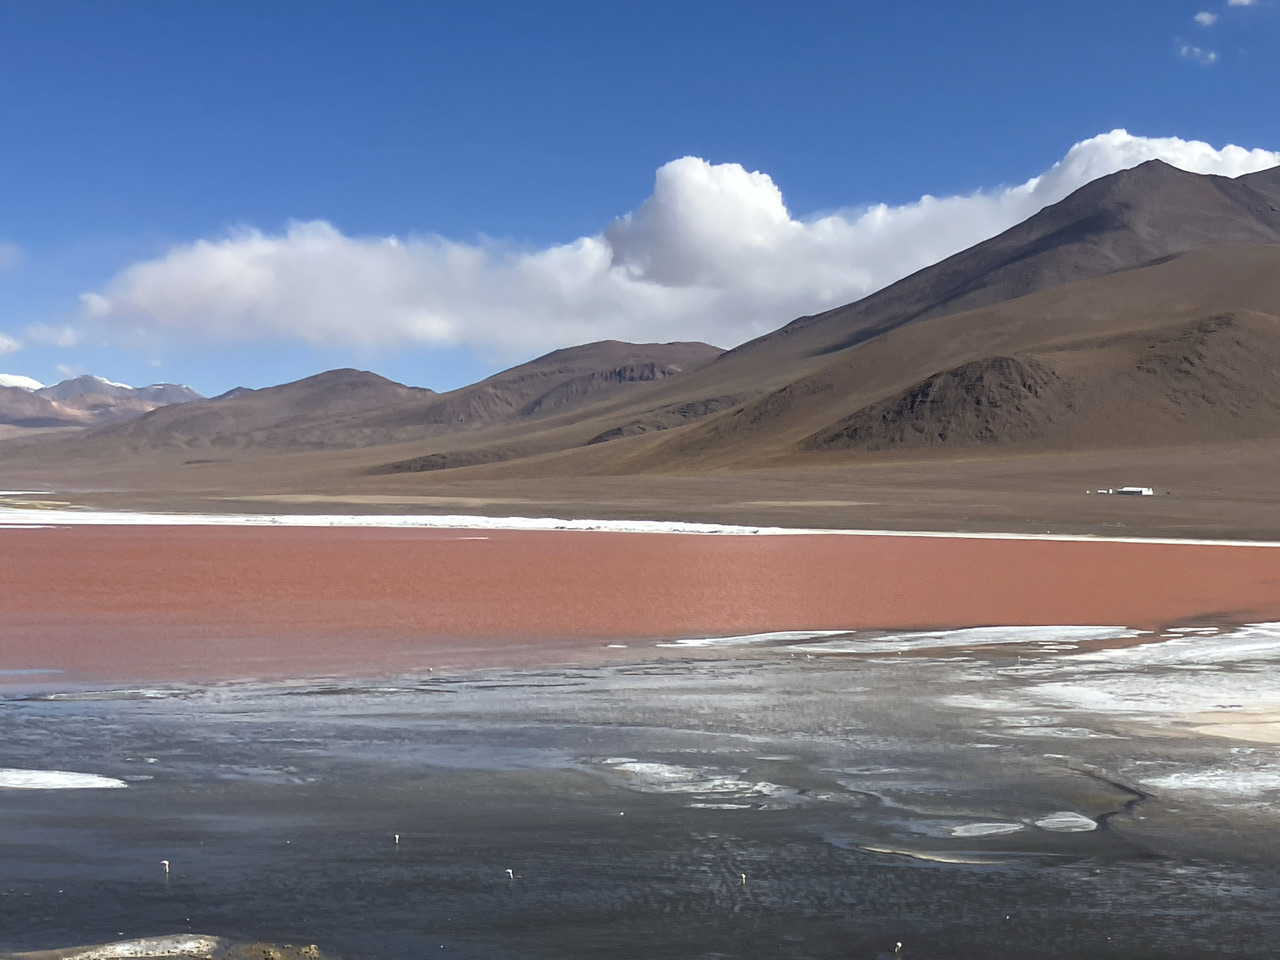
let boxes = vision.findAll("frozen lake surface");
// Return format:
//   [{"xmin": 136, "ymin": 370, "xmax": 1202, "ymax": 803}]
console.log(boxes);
[{"xmin": 4, "ymin": 625, "xmax": 1280, "ymax": 958}]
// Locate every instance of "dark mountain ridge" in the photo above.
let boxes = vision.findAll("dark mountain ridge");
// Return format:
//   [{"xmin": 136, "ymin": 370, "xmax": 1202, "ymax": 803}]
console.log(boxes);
[
  {"xmin": 616, "ymin": 244, "xmax": 1280, "ymax": 471},
  {"xmin": 726, "ymin": 160, "xmax": 1280, "ymax": 367},
  {"xmin": 402, "ymin": 159, "xmax": 1280, "ymax": 461},
  {"xmin": 90, "ymin": 368, "xmax": 434, "ymax": 451},
  {"xmin": 356, "ymin": 340, "xmax": 722, "ymax": 433},
  {"xmin": 45, "ymin": 342, "xmax": 723, "ymax": 454}
]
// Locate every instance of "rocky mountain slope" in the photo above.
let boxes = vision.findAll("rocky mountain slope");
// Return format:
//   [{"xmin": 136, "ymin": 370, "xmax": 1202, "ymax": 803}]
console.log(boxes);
[
  {"xmin": 617, "ymin": 244, "xmax": 1280, "ymax": 470},
  {"xmin": 0, "ymin": 385, "xmax": 91, "ymax": 429},
  {"xmin": 369, "ymin": 159, "xmax": 1280, "ymax": 475},
  {"xmin": 49, "ymin": 341, "xmax": 722, "ymax": 454},
  {"xmin": 4, "ymin": 160, "xmax": 1280, "ymax": 492},
  {"xmin": 0, "ymin": 375, "xmax": 202, "ymax": 431}
]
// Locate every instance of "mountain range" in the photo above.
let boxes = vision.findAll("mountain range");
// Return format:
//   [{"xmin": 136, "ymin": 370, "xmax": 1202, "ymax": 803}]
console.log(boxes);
[
  {"xmin": 4, "ymin": 158, "xmax": 1280, "ymax": 535},
  {"xmin": 0, "ymin": 375, "xmax": 201, "ymax": 434}
]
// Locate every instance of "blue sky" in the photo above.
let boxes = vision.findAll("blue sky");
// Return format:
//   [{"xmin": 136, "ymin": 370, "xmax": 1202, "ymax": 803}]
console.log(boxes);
[{"xmin": 1, "ymin": 0, "xmax": 1277, "ymax": 396}]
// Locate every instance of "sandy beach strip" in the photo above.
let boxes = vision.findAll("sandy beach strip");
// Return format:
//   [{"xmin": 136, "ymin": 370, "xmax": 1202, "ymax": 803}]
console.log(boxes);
[{"xmin": 3, "ymin": 519, "xmax": 1280, "ymax": 683}]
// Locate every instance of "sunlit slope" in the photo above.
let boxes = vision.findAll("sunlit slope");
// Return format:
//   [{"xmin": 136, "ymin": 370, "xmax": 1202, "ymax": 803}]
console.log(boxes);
[
  {"xmin": 607, "ymin": 245, "xmax": 1280, "ymax": 470},
  {"xmin": 700, "ymin": 160, "xmax": 1280, "ymax": 379},
  {"xmin": 363, "ymin": 159, "xmax": 1280, "ymax": 471}
]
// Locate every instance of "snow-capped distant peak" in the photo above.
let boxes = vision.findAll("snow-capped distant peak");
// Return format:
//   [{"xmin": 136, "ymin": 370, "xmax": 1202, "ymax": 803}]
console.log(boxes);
[
  {"xmin": 35, "ymin": 374, "xmax": 140, "ymax": 402},
  {"xmin": 0, "ymin": 374, "xmax": 45, "ymax": 391},
  {"xmin": 87, "ymin": 374, "xmax": 132, "ymax": 389}
]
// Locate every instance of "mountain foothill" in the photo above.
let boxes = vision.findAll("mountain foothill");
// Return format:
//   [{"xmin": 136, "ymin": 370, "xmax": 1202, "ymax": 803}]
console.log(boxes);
[{"xmin": 5, "ymin": 159, "xmax": 1280, "ymax": 532}]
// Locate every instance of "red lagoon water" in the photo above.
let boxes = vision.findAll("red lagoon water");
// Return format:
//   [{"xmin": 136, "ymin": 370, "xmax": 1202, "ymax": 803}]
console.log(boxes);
[{"xmin": 3, "ymin": 524, "xmax": 1280, "ymax": 682}]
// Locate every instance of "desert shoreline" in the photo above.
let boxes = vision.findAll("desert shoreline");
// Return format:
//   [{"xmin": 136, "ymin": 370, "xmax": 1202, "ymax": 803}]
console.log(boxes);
[
  {"xmin": 6, "ymin": 502, "xmax": 1280, "ymax": 547},
  {"xmin": 4, "ymin": 517, "xmax": 1280, "ymax": 685}
]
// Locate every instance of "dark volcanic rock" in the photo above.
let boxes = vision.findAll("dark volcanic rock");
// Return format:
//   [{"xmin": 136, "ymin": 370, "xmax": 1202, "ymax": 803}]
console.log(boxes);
[
  {"xmin": 806, "ymin": 356, "xmax": 1073, "ymax": 451},
  {"xmin": 373, "ymin": 447, "xmax": 522, "ymax": 473},
  {"xmin": 587, "ymin": 395, "xmax": 749, "ymax": 444}
]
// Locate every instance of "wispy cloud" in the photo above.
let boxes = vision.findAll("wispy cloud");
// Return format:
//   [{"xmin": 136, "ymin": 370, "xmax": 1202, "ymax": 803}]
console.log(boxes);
[
  {"xmin": 1180, "ymin": 43, "xmax": 1220, "ymax": 63},
  {"xmin": 1194, "ymin": 11, "xmax": 1219, "ymax": 25},
  {"xmin": 26, "ymin": 324, "xmax": 81, "ymax": 348},
  {"xmin": 76, "ymin": 131, "xmax": 1280, "ymax": 358},
  {"xmin": 0, "ymin": 333, "xmax": 21, "ymax": 356},
  {"xmin": 1228, "ymin": 0, "xmax": 1258, "ymax": 6}
]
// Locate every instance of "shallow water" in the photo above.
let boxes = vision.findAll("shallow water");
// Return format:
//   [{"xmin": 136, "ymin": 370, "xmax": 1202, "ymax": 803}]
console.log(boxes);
[{"xmin": 5, "ymin": 630, "xmax": 1280, "ymax": 959}]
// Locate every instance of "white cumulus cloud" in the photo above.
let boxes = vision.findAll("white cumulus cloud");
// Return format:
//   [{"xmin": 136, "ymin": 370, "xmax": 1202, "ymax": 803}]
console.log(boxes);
[
  {"xmin": 78, "ymin": 130, "xmax": 1280, "ymax": 357},
  {"xmin": 1194, "ymin": 11, "xmax": 1219, "ymax": 25},
  {"xmin": 1228, "ymin": 0, "xmax": 1257, "ymax": 6},
  {"xmin": 0, "ymin": 333, "xmax": 20, "ymax": 356}
]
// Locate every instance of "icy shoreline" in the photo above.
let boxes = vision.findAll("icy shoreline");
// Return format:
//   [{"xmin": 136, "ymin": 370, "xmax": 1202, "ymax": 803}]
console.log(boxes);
[{"xmin": 3, "ymin": 503, "xmax": 1280, "ymax": 547}]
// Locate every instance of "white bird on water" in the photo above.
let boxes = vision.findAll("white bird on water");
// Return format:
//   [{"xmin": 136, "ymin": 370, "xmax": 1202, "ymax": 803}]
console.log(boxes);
[
  {"xmin": 506, "ymin": 868, "xmax": 514, "ymax": 880},
  {"xmin": 160, "ymin": 860, "xmax": 170, "ymax": 877}
]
